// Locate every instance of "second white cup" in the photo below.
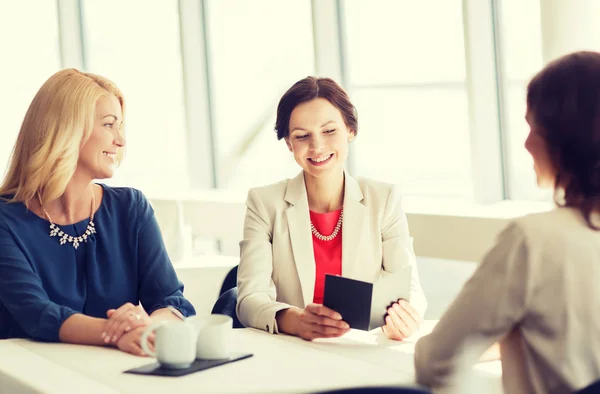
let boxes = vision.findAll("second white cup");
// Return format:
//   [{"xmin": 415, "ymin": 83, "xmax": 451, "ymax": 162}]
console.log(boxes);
[{"xmin": 188, "ymin": 314, "xmax": 233, "ymax": 360}]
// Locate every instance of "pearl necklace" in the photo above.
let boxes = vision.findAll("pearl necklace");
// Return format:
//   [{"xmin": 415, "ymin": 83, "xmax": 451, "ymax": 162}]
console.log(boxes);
[
  {"xmin": 310, "ymin": 209, "xmax": 343, "ymax": 241},
  {"xmin": 37, "ymin": 190, "xmax": 97, "ymax": 250}
]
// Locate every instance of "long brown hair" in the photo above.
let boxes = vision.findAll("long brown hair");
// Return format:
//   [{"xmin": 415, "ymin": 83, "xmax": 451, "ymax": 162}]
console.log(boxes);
[{"xmin": 527, "ymin": 51, "xmax": 600, "ymax": 229}]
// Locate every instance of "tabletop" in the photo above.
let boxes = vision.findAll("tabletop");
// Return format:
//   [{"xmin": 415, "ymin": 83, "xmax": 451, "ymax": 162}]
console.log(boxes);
[{"xmin": 0, "ymin": 323, "xmax": 502, "ymax": 394}]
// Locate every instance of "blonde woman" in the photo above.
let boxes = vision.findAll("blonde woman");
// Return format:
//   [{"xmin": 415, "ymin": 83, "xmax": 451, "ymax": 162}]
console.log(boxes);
[{"xmin": 0, "ymin": 69, "xmax": 195, "ymax": 355}]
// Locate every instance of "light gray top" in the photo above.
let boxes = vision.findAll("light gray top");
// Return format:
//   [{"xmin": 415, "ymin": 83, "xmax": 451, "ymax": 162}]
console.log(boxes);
[{"xmin": 415, "ymin": 207, "xmax": 600, "ymax": 394}]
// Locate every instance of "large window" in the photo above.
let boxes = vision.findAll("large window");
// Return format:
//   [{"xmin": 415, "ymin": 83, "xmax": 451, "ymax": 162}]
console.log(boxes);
[
  {"xmin": 82, "ymin": 0, "xmax": 189, "ymax": 193},
  {"xmin": 343, "ymin": 0, "xmax": 472, "ymax": 198},
  {"xmin": 499, "ymin": 0, "xmax": 546, "ymax": 200},
  {"xmin": 0, "ymin": 2, "xmax": 61, "ymax": 178},
  {"xmin": 0, "ymin": 1, "xmax": 559, "ymax": 204},
  {"xmin": 206, "ymin": 0, "xmax": 315, "ymax": 190}
]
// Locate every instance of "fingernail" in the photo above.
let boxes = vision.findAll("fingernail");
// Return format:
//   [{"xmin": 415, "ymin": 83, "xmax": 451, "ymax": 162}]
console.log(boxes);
[
  {"xmin": 335, "ymin": 313, "xmax": 342, "ymax": 320},
  {"xmin": 103, "ymin": 336, "xmax": 110, "ymax": 344},
  {"xmin": 125, "ymin": 326, "xmax": 131, "ymax": 332},
  {"xmin": 343, "ymin": 323, "xmax": 349, "ymax": 329},
  {"xmin": 101, "ymin": 332, "xmax": 106, "ymax": 339},
  {"xmin": 393, "ymin": 304, "xmax": 401, "ymax": 312},
  {"xmin": 112, "ymin": 335, "xmax": 117, "ymax": 342},
  {"xmin": 400, "ymin": 300, "xmax": 407, "ymax": 307}
]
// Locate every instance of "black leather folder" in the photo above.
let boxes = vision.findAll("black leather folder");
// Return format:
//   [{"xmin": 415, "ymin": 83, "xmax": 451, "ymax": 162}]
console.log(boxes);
[{"xmin": 323, "ymin": 266, "xmax": 412, "ymax": 331}]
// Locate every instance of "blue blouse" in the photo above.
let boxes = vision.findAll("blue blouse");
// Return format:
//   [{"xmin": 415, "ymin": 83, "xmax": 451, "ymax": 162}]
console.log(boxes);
[{"xmin": 0, "ymin": 184, "xmax": 195, "ymax": 341}]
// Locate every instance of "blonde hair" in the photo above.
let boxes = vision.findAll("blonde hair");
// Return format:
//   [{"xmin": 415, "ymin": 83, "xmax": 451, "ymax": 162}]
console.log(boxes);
[{"xmin": 0, "ymin": 68, "xmax": 125, "ymax": 205}]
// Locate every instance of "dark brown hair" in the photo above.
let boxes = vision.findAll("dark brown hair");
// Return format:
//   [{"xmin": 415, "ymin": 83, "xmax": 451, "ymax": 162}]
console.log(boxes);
[
  {"xmin": 275, "ymin": 76, "xmax": 358, "ymax": 140},
  {"xmin": 527, "ymin": 51, "xmax": 600, "ymax": 229}
]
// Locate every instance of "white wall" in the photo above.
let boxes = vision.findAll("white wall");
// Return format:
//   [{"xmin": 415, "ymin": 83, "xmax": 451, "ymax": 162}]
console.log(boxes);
[
  {"xmin": 152, "ymin": 194, "xmax": 552, "ymax": 263},
  {"xmin": 540, "ymin": 0, "xmax": 600, "ymax": 63}
]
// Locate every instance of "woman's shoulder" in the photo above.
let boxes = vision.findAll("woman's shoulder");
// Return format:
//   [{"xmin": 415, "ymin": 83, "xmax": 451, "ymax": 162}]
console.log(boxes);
[
  {"xmin": 100, "ymin": 184, "xmax": 147, "ymax": 205},
  {"xmin": 0, "ymin": 198, "xmax": 29, "ymax": 227},
  {"xmin": 98, "ymin": 184, "xmax": 152, "ymax": 221},
  {"xmin": 247, "ymin": 179, "xmax": 290, "ymax": 202},
  {"xmin": 352, "ymin": 176, "xmax": 398, "ymax": 203},
  {"xmin": 493, "ymin": 209, "xmax": 600, "ymax": 279},
  {"xmin": 244, "ymin": 178, "xmax": 301, "ymax": 222},
  {"xmin": 512, "ymin": 207, "xmax": 593, "ymax": 241},
  {"xmin": 354, "ymin": 176, "xmax": 395, "ymax": 192},
  {"xmin": 491, "ymin": 208, "xmax": 600, "ymax": 265},
  {"xmin": 0, "ymin": 197, "xmax": 13, "ymax": 212}
]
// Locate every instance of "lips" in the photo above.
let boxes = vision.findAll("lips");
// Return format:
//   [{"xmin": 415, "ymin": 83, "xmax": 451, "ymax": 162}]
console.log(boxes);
[
  {"xmin": 308, "ymin": 153, "xmax": 334, "ymax": 166},
  {"xmin": 103, "ymin": 152, "xmax": 116, "ymax": 162}
]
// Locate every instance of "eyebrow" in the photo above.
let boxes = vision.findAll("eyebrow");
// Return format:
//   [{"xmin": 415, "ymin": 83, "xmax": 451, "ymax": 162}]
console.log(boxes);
[
  {"xmin": 291, "ymin": 120, "xmax": 336, "ymax": 133},
  {"xmin": 102, "ymin": 114, "xmax": 120, "ymax": 121}
]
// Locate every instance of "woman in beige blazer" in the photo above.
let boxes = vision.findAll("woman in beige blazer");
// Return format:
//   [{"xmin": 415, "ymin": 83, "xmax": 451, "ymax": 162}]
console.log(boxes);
[
  {"xmin": 237, "ymin": 77, "xmax": 427, "ymax": 341},
  {"xmin": 415, "ymin": 51, "xmax": 600, "ymax": 393}
]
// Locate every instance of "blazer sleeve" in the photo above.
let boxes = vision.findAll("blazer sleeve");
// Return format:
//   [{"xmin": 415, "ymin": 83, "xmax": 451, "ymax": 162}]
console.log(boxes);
[
  {"xmin": 414, "ymin": 222, "xmax": 529, "ymax": 388},
  {"xmin": 0, "ymin": 225, "xmax": 78, "ymax": 342},
  {"xmin": 237, "ymin": 188, "xmax": 292, "ymax": 333},
  {"xmin": 380, "ymin": 185, "xmax": 427, "ymax": 317}
]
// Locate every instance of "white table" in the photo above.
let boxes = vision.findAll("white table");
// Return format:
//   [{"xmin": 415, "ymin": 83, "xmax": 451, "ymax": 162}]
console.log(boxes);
[
  {"xmin": 0, "ymin": 325, "xmax": 502, "ymax": 394},
  {"xmin": 276, "ymin": 322, "xmax": 503, "ymax": 393}
]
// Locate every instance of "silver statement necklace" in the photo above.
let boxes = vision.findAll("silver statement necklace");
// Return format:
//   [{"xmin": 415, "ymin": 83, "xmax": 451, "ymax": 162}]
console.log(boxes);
[
  {"xmin": 310, "ymin": 209, "xmax": 343, "ymax": 241},
  {"xmin": 37, "ymin": 190, "xmax": 97, "ymax": 249}
]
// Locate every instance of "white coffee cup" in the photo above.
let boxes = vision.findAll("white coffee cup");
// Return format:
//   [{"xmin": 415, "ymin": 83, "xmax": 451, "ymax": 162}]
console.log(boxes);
[
  {"xmin": 140, "ymin": 320, "xmax": 197, "ymax": 369},
  {"xmin": 188, "ymin": 314, "xmax": 233, "ymax": 360}
]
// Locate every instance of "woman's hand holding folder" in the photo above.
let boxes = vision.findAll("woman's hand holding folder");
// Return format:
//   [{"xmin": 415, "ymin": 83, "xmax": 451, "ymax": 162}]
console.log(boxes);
[{"xmin": 276, "ymin": 304, "xmax": 351, "ymax": 341}]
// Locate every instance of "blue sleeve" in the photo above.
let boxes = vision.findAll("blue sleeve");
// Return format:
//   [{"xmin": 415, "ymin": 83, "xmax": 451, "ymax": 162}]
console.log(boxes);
[
  {"xmin": 136, "ymin": 193, "xmax": 196, "ymax": 317},
  {"xmin": 0, "ymin": 226, "xmax": 78, "ymax": 342}
]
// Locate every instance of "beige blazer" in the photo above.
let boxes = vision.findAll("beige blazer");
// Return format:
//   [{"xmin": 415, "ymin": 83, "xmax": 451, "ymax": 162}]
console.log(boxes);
[
  {"xmin": 236, "ymin": 171, "xmax": 427, "ymax": 334},
  {"xmin": 415, "ymin": 208, "xmax": 600, "ymax": 394}
]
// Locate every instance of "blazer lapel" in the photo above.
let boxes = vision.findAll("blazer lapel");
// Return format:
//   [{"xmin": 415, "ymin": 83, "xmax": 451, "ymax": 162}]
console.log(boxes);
[
  {"xmin": 285, "ymin": 172, "xmax": 315, "ymax": 307},
  {"xmin": 341, "ymin": 172, "xmax": 365, "ymax": 279}
]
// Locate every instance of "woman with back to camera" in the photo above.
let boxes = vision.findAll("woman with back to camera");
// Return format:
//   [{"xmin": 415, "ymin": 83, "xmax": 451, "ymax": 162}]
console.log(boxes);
[
  {"xmin": 0, "ymin": 69, "xmax": 195, "ymax": 355},
  {"xmin": 415, "ymin": 51, "xmax": 600, "ymax": 393},
  {"xmin": 236, "ymin": 76, "xmax": 427, "ymax": 341}
]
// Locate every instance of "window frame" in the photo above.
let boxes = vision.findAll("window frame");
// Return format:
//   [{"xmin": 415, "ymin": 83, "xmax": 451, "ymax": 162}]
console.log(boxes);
[{"xmin": 55, "ymin": 0, "xmax": 522, "ymax": 204}]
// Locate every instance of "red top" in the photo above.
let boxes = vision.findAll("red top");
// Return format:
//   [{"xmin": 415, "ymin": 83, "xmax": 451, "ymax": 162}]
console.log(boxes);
[{"xmin": 310, "ymin": 209, "xmax": 343, "ymax": 304}]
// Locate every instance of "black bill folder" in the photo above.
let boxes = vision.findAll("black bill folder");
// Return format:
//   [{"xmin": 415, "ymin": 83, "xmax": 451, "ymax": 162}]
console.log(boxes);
[{"xmin": 322, "ymin": 266, "xmax": 412, "ymax": 331}]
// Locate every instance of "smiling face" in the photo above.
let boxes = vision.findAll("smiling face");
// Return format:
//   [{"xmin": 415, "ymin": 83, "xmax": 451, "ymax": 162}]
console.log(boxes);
[
  {"xmin": 76, "ymin": 94, "xmax": 125, "ymax": 180},
  {"xmin": 285, "ymin": 97, "xmax": 355, "ymax": 179},
  {"xmin": 525, "ymin": 110, "xmax": 556, "ymax": 189}
]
